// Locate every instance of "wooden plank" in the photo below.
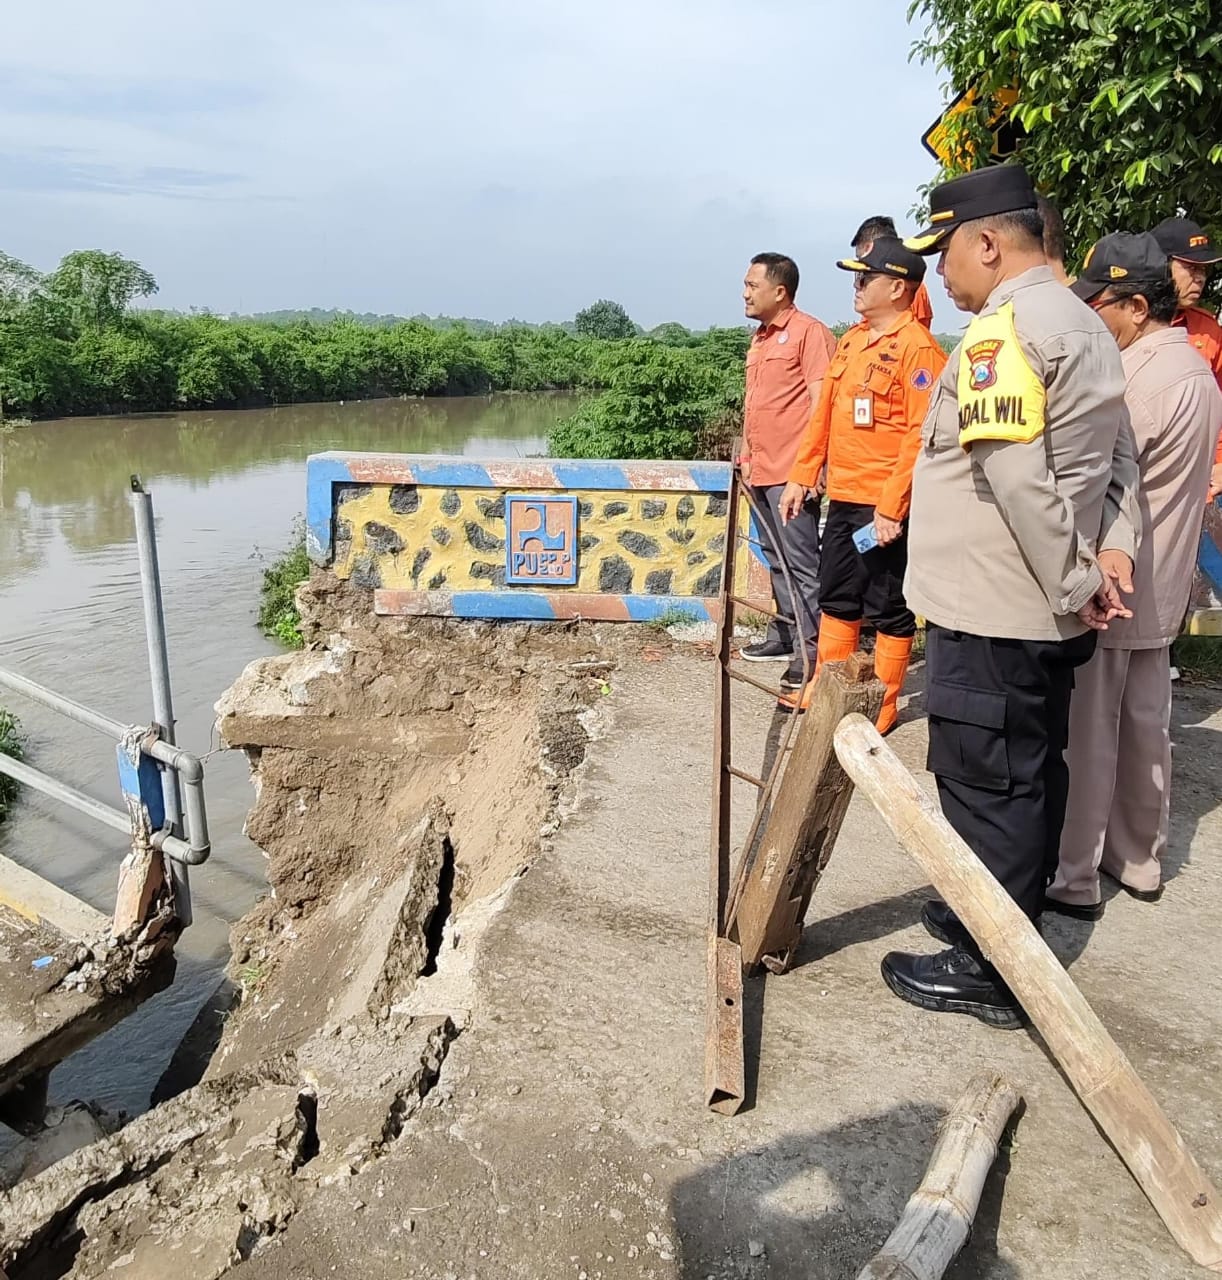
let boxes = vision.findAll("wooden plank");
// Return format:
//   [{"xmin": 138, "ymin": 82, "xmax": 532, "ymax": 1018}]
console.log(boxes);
[
  {"xmin": 856, "ymin": 1071, "xmax": 1020, "ymax": 1279},
  {"xmin": 834, "ymin": 714, "xmax": 1222, "ymax": 1272},
  {"xmin": 0, "ymin": 854, "xmax": 109, "ymax": 941},
  {"xmin": 730, "ymin": 654, "xmax": 883, "ymax": 974}
]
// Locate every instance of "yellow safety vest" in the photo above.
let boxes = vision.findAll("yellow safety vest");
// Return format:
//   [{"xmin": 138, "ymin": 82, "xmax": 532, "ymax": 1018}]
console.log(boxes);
[{"xmin": 956, "ymin": 301, "xmax": 1046, "ymax": 447}]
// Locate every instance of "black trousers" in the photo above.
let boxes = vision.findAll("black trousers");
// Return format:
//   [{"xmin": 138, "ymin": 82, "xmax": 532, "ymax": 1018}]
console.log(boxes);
[
  {"xmin": 750, "ymin": 484, "xmax": 822, "ymax": 662},
  {"xmin": 925, "ymin": 624, "xmax": 1097, "ymax": 923},
  {"xmin": 820, "ymin": 500, "xmax": 915, "ymax": 637}
]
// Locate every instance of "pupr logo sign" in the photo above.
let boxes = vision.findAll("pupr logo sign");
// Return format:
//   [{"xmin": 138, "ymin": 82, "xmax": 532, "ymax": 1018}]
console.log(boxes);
[{"xmin": 505, "ymin": 495, "xmax": 579, "ymax": 586}]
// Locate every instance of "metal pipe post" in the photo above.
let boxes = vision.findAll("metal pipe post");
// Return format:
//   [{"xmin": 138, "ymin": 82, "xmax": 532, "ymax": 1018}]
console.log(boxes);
[{"xmin": 129, "ymin": 476, "xmax": 190, "ymax": 925}]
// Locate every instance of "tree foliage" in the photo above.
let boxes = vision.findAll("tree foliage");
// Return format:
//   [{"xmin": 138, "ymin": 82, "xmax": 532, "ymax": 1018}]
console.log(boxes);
[
  {"xmin": 574, "ymin": 298, "xmax": 638, "ymax": 341},
  {"xmin": 0, "ymin": 246, "xmax": 758, "ymax": 465},
  {"xmin": 549, "ymin": 329, "xmax": 749, "ymax": 460},
  {"xmin": 909, "ymin": 0, "xmax": 1222, "ymax": 262}
]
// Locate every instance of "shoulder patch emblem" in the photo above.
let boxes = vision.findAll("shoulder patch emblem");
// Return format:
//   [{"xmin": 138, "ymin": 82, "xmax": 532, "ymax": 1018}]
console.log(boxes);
[
  {"xmin": 966, "ymin": 338, "xmax": 1004, "ymax": 391},
  {"xmin": 911, "ymin": 368, "xmax": 933, "ymax": 390}
]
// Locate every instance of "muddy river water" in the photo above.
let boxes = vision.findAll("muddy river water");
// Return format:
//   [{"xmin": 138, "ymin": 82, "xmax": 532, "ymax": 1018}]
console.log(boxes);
[{"xmin": 0, "ymin": 393, "xmax": 573, "ymax": 1115}]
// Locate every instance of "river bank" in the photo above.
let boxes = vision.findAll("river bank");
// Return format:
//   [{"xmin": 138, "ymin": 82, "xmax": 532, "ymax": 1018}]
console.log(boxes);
[
  {"xmin": 4, "ymin": 567, "xmax": 1221, "ymax": 1278},
  {"xmin": 0, "ymin": 393, "xmax": 570, "ymax": 1118}
]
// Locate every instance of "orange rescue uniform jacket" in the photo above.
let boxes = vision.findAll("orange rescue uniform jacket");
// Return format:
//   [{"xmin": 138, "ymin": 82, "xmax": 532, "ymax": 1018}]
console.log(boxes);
[
  {"xmin": 1175, "ymin": 305, "xmax": 1222, "ymax": 464},
  {"xmin": 789, "ymin": 309, "xmax": 947, "ymax": 521},
  {"xmin": 742, "ymin": 307, "xmax": 837, "ymax": 486}
]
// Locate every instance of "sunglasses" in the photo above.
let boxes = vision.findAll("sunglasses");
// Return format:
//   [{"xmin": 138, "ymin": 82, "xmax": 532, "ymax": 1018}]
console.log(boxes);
[
  {"xmin": 1089, "ymin": 295, "xmax": 1129, "ymax": 312},
  {"xmin": 853, "ymin": 272, "xmax": 884, "ymax": 290}
]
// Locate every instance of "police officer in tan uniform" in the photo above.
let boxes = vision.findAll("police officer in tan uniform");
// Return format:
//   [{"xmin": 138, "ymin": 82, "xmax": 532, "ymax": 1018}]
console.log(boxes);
[{"xmin": 882, "ymin": 165, "xmax": 1140, "ymax": 1028}]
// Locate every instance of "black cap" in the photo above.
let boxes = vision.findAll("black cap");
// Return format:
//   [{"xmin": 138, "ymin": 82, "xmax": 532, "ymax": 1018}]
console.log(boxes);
[
  {"xmin": 836, "ymin": 237, "xmax": 927, "ymax": 283},
  {"xmin": 1151, "ymin": 217, "xmax": 1222, "ymax": 265},
  {"xmin": 905, "ymin": 164, "xmax": 1038, "ymax": 255},
  {"xmin": 1070, "ymin": 232, "xmax": 1170, "ymax": 302}
]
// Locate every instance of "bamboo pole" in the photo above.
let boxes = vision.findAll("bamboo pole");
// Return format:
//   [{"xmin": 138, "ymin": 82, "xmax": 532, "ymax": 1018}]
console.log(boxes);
[
  {"xmin": 857, "ymin": 1071, "xmax": 1020, "ymax": 1280},
  {"xmin": 834, "ymin": 714, "xmax": 1222, "ymax": 1271}
]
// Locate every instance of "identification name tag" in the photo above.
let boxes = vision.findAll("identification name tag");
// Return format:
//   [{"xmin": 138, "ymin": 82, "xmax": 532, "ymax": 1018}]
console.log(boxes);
[{"xmin": 853, "ymin": 396, "xmax": 873, "ymax": 427}]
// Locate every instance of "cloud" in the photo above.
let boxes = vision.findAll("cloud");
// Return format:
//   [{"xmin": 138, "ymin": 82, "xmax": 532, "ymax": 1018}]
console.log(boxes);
[
  {"xmin": 0, "ymin": 0, "xmax": 955, "ymax": 327},
  {"xmin": 0, "ymin": 150, "xmax": 242, "ymax": 198}
]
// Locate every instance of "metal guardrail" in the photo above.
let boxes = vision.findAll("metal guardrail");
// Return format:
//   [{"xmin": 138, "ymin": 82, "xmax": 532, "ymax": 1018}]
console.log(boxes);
[{"xmin": 0, "ymin": 477, "xmax": 209, "ymax": 926}]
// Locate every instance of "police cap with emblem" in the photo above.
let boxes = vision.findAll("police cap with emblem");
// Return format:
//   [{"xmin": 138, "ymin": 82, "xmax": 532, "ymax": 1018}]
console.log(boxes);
[
  {"xmin": 836, "ymin": 237, "xmax": 927, "ymax": 282},
  {"xmin": 1070, "ymin": 232, "xmax": 1170, "ymax": 302},
  {"xmin": 904, "ymin": 164, "xmax": 1038, "ymax": 255},
  {"xmin": 1150, "ymin": 216, "xmax": 1222, "ymax": 266}
]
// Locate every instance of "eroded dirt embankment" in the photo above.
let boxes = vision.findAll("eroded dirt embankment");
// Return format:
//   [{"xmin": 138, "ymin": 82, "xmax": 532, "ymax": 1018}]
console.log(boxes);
[{"xmin": 0, "ymin": 574, "xmax": 635, "ymax": 1279}]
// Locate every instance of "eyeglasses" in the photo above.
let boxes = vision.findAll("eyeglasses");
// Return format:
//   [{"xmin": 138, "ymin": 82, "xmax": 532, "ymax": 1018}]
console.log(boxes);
[
  {"xmin": 853, "ymin": 272, "xmax": 883, "ymax": 290},
  {"xmin": 1089, "ymin": 295, "xmax": 1129, "ymax": 312}
]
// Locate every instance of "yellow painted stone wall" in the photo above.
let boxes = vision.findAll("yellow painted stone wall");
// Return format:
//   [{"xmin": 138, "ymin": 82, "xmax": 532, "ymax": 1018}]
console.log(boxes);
[{"xmin": 333, "ymin": 483, "xmax": 733, "ymax": 596}]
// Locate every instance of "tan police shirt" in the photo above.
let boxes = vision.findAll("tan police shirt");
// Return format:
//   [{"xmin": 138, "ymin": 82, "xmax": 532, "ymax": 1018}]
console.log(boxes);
[
  {"xmin": 1102, "ymin": 326, "xmax": 1222, "ymax": 649},
  {"xmin": 906, "ymin": 265, "xmax": 1140, "ymax": 642}
]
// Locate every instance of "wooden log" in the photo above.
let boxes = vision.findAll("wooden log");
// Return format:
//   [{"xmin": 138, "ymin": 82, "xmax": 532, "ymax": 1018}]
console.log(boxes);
[
  {"xmin": 834, "ymin": 714, "xmax": 1222, "ymax": 1271},
  {"xmin": 856, "ymin": 1071, "xmax": 1020, "ymax": 1280},
  {"xmin": 730, "ymin": 654, "xmax": 883, "ymax": 974}
]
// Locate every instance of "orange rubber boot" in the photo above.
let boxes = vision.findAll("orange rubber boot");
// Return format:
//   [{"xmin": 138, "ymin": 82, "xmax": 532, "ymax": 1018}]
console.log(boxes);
[
  {"xmin": 874, "ymin": 632, "xmax": 915, "ymax": 735},
  {"xmin": 814, "ymin": 616, "xmax": 863, "ymax": 677},
  {"xmin": 784, "ymin": 616, "xmax": 861, "ymax": 712}
]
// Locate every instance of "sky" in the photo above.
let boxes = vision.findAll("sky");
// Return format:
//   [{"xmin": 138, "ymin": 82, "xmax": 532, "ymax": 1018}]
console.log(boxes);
[{"xmin": 1, "ymin": 0, "xmax": 955, "ymax": 330}]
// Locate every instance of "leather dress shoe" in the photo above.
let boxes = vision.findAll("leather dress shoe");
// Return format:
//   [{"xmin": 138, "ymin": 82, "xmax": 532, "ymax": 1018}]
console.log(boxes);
[
  {"xmin": 1100, "ymin": 870, "xmax": 1163, "ymax": 903},
  {"xmin": 1042, "ymin": 894, "xmax": 1103, "ymax": 922},
  {"xmin": 921, "ymin": 899, "xmax": 971, "ymax": 947},
  {"xmin": 881, "ymin": 946, "xmax": 1024, "ymax": 1029},
  {"xmin": 1121, "ymin": 883, "xmax": 1163, "ymax": 903}
]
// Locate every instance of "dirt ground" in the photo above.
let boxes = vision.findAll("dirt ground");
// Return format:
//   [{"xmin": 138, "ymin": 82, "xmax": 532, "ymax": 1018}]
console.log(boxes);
[{"xmin": 4, "ymin": 597, "xmax": 1221, "ymax": 1279}]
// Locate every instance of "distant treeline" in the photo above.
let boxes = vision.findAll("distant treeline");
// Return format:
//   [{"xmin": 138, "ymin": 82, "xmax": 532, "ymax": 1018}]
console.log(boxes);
[{"xmin": 0, "ymin": 249, "xmax": 757, "ymax": 425}]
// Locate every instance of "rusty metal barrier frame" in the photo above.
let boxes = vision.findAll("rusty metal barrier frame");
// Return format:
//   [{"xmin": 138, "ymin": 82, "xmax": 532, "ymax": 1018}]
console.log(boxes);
[{"xmin": 705, "ymin": 460, "xmax": 813, "ymax": 1115}]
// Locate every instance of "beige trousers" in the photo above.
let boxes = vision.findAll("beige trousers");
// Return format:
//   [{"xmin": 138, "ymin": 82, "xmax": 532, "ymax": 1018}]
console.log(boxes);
[{"xmin": 1050, "ymin": 645, "xmax": 1172, "ymax": 905}]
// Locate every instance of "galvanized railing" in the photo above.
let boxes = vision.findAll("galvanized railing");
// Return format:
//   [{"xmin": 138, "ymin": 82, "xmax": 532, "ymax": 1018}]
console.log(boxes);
[{"xmin": 0, "ymin": 477, "xmax": 210, "ymax": 926}]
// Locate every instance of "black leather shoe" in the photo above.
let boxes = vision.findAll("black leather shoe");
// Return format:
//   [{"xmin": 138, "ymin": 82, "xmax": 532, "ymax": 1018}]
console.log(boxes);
[
  {"xmin": 1042, "ymin": 894, "xmax": 1103, "ymax": 922},
  {"xmin": 779, "ymin": 658, "xmax": 809, "ymax": 690},
  {"xmin": 741, "ymin": 639, "xmax": 793, "ymax": 663},
  {"xmin": 1122, "ymin": 883, "xmax": 1163, "ymax": 903},
  {"xmin": 1100, "ymin": 870, "xmax": 1163, "ymax": 903},
  {"xmin": 921, "ymin": 899, "xmax": 971, "ymax": 947},
  {"xmin": 881, "ymin": 947, "xmax": 1024, "ymax": 1029}
]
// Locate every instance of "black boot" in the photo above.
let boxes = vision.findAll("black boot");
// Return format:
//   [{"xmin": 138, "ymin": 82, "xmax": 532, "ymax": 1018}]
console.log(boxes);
[
  {"xmin": 881, "ymin": 946, "xmax": 1024, "ymax": 1029},
  {"xmin": 920, "ymin": 899, "xmax": 971, "ymax": 947}
]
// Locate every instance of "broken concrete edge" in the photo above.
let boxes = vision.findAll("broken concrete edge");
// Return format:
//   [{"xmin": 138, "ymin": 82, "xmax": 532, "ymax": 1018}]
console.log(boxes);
[
  {"xmin": 0, "ymin": 1017, "xmax": 459, "ymax": 1274},
  {"xmin": 3, "ymin": 590, "xmax": 621, "ymax": 1272},
  {"xmin": 0, "ymin": 1054, "xmax": 299, "ymax": 1269}
]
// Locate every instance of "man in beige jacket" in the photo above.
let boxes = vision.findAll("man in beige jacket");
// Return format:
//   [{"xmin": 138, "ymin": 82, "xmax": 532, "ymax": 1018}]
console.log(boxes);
[
  {"xmin": 882, "ymin": 165, "xmax": 1140, "ymax": 1029},
  {"xmin": 1048, "ymin": 233, "xmax": 1222, "ymax": 917}
]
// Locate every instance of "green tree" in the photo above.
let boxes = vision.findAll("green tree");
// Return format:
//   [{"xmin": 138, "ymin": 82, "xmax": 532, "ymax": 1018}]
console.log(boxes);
[
  {"xmin": 48, "ymin": 250, "xmax": 158, "ymax": 329},
  {"xmin": 909, "ymin": 0, "xmax": 1222, "ymax": 260},
  {"xmin": 549, "ymin": 341, "xmax": 727, "ymax": 460},
  {"xmin": 574, "ymin": 298, "xmax": 637, "ymax": 341}
]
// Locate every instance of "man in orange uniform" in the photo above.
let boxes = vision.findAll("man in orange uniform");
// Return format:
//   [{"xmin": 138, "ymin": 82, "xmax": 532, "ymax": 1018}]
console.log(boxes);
[
  {"xmin": 740, "ymin": 253, "xmax": 837, "ymax": 689},
  {"xmin": 1151, "ymin": 216, "xmax": 1222, "ymax": 497},
  {"xmin": 851, "ymin": 216, "xmax": 934, "ymax": 329},
  {"xmin": 779, "ymin": 238, "xmax": 947, "ymax": 731}
]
